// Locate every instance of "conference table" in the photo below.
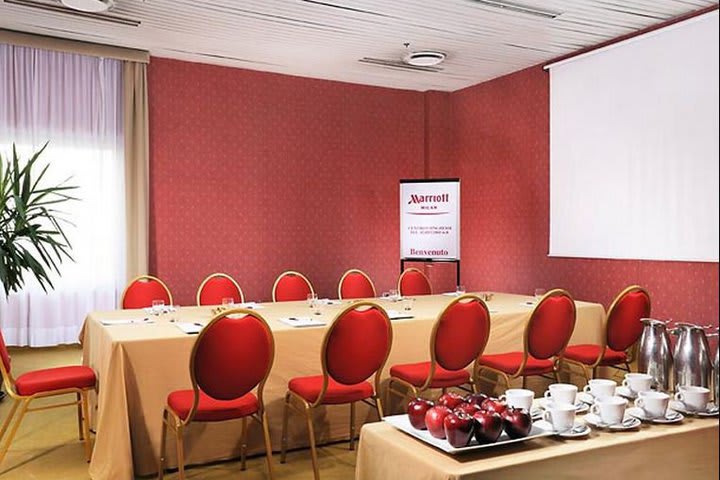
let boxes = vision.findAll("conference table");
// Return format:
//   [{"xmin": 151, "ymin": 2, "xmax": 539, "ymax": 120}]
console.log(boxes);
[
  {"xmin": 81, "ymin": 292, "xmax": 606, "ymax": 480},
  {"xmin": 356, "ymin": 413, "xmax": 719, "ymax": 480}
]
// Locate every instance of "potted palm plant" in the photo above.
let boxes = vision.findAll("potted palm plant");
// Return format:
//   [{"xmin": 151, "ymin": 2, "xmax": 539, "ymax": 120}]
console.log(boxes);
[{"xmin": 0, "ymin": 143, "xmax": 78, "ymax": 400}]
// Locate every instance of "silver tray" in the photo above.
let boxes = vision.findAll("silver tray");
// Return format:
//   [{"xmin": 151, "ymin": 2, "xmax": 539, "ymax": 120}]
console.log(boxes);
[{"xmin": 383, "ymin": 414, "xmax": 553, "ymax": 455}]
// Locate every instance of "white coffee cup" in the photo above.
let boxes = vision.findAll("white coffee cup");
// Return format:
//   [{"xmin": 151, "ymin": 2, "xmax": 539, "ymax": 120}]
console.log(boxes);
[
  {"xmin": 675, "ymin": 386, "xmax": 710, "ymax": 412},
  {"xmin": 634, "ymin": 391, "xmax": 670, "ymax": 418},
  {"xmin": 543, "ymin": 383, "xmax": 578, "ymax": 405},
  {"xmin": 500, "ymin": 389, "xmax": 534, "ymax": 411},
  {"xmin": 583, "ymin": 379, "xmax": 617, "ymax": 399},
  {"xmin": 622, "ymin": 373, "xmax": 653, "ymax": 395},
  {"xmin": 542, "ymin": 403, "xmax": 576, "ymax": 432},
  {"xmin": 590, "ymin": 396, "xmax": 628, "ymax": 425}
]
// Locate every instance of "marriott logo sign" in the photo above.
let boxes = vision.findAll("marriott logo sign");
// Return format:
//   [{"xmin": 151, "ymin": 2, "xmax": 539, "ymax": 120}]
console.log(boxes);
[{"xmin": 407, "ymin": 193, "xmax": 449, "ymax": 204}]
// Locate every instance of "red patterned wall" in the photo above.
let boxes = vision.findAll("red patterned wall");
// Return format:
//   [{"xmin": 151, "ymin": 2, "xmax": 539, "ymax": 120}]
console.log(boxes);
[
  {"xmin": 148, "ymin": 57, "xmax": 425, "ymax": 304},
  {"xmin": 452, "ymin": 66, "xmax": 719, "ymax": 326}
]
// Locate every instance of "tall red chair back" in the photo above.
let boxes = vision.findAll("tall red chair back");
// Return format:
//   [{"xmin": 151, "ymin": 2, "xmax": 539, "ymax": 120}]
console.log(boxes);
[
  {"xmin": 433, "ymin": 295, "xmax": 491, "ymax": 370},
  {"xmin": 273, "ymin": 271, "xmax": 314, "ymax": 302},
  {"xmin": 122, "ymin": 275, "xmax": 173, "ymax": 309},
  {"xmin": 323, "ymin": 303, "xmax": 392, "ymax": 386},
  {"xmin": 196, "ymin": 273, "xmax": 244, "ymax": 306},
  {"xmin": 338, "ymin": 269, "xmax": 376, "ymax": 300},
  {"xmin": 0, "ymin": 331, "xmax": 12, "ymax": 377},
  {"xmin": 605, "ymin": 286, "xmax": 651, "ymax": 352},
  {"xmin": 526, "ymin": 289, "xmax": 576, "ymax": 360},
  {"xmin": 398, "ymin": 268, "xmax": 432, "ymax": 296},
  {"xmin": 191, "ymin": 310, "xmax": 274, "ymax": 401}
]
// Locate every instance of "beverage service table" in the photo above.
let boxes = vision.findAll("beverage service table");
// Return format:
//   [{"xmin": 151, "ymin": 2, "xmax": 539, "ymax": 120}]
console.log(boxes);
[
  {"xmin": 80, "ymin": 293, "xmax": 604, "ymax": 480},
  {"xmin": 355, "ymin": 416, "xmax": 719, "ymax": 480}
]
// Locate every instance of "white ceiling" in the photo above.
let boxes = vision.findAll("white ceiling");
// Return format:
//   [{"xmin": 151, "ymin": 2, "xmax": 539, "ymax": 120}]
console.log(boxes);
[{"xmin": 1, "ymin": 0, "xmax": 717, "ymax": 91}]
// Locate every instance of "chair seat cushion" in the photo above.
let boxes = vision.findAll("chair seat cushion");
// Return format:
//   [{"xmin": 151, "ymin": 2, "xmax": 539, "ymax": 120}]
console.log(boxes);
[
  {"xmin": 389, "ymin": 361, "xmax": 471, "ymax": 388},
  {"xmin": 564, "ymin": 344, "xmax": 628, "ymax": 366},
  {"xmin": 288, "ymin": 375, "xmax": 374, "ymax": 404},
  {"xmin": 478, "ymin": 352, "xmax": 554, "ymax": 376},
  {"xmin": 14, "ymin": 365, "xmax": 96, "ymax": 396},
  {"xmin": 167, "ymin": 389, "xmax": 258, "ymax": 422}
]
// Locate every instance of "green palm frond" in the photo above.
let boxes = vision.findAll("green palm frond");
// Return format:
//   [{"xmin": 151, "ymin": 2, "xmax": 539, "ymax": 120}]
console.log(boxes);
[{"xmin": 0, "ymin": 142, "xmax": 79, "ymax": 296}]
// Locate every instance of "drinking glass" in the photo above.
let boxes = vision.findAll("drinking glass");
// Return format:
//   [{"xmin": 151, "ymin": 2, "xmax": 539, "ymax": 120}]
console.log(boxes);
[
  {"xmin": 221, "ymin": 297, "xmax": 235, "ymax": 308},
  {"xmin": 389, "ymin": 289, "xmax": 399, "ymax": 301},
  {"xmin": 534, "ymin": 288, "xmax": 546, "ymax": 301},
  {"xmin": 402, "ymin": 297, "xmax": 415, "ymax": 312},
  {"xmin": 151, "ymin": 299, "xmax": 165, "ymax": 315},
  {"xmin": 456, "ymin": 285, "xmax": 466, "ymax": 295},
  {"xmin": 307, "ymin": 293, "xmax": 318, "ymax": 308}
]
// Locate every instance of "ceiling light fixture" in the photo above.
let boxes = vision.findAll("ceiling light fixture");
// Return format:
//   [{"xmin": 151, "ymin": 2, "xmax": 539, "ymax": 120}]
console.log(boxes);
[
  {"xmin": 60, "ymin": 0, "xmax": 113, "ymax": 12},
  {"xmin": 470, "ymin": 0, "xmax": 562, "ymax": 19},
  {"xmin": 403, "ymin": 50, "xmax": 446, "ymax": 67}
]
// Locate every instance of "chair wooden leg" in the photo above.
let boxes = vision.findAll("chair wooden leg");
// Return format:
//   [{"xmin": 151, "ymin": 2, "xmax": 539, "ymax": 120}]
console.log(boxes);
[
  {"xmin": 592, "ymin": 366, "xmax": 598, "ymax": 380},
  {"xmin": 175, "ymin": 425, "xmax": 186, "ymax": 480},
  {"xmin": 304, "ymin": 405, "xmax": 320, "ymax": 480},
  {"xmin": 157, "ymin": 411, "xmax": 168, "ymax": 480},
  {"xmin": 624, "ymin": 363, "xmax": 631, "ymax": 374},
  {"xmin": 240, "ymin": 416, "xmax": 248, "ymax": 471},
  {"xmin": 77, "ymin": 392, "xmax": 84, "ymax": 441},
  {"xmin": 553, "ymin": 368, "xmax": 561, "ymax": 383},
  {"xmin": 374, "ymin": 395, "xmax": 385, "ymax": 419},
  {"xmin": 0, "ymin": 399, "xmax": 29, "ymax": 466},
  {"xmin": 349, "ymin": 402, "xmax": 356, "ymax": 451},
  {"xmin": 81, "ymin": 390, "xmax": 93, "ymax": 462},
  {"xmin": 0, "ymin": 399, "xmax": 20, "ymax": 445},
  {"xmin": 261, "ymin": 411, "xmax": 275, "ymax": 480},
  {"xmin": 280, "ymin": 393, "xmax": 290, "ymax": 464},
  {"xmin": 522, "ymin": 376, "xmax": 527, "ymax": 389}
]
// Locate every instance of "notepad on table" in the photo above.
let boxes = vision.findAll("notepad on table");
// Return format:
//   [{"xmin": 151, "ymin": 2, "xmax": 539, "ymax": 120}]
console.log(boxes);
[
  {"xmin": 175, "ymin": 322, "xmax": 204, "ymax": 334},
  {"xmin": 385, "ymin": 309, "xmax": 414, "ymax": 320},
  {"xmin": 101, "ymin": 318, "xmax": 153, "ymax": 326},
  {"xmin": 279, "ymin": 317, "xmax": 326, "ymax": 328}
]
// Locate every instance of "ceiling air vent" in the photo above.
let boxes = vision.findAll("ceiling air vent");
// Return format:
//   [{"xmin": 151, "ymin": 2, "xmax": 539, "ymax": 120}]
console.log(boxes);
[
  {"xmin": 61, "ymin": 0, "xmax": 112, "ymax": 12},
  {"xmin": 3, "ymin": 0, "xmax": 140, "ymax": 26},
  {"xmin": 359, "ymin": 57, "xmax": 443, "ymax": 73},
  {"xmin": 403, "ymin": 50, "xmax": 446, "ymax": 67}
]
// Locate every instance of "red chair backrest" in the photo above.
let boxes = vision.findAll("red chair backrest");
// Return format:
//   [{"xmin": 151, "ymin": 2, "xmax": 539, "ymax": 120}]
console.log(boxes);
[
  {"xmin": 398, "ymin": 269, "xmax": 432, "ymax": 296},
  {"xmin": 197, "ymin": 273, "xmax": 244, "ymax": 306},
  {"xmin": 338, "ymin": 270, "xmax": 376, "ymax": 299},
  {"xmin": 122, "ymin": 276, "xmax": 172, "ymax": 309},
  {"xmin": 192, "ymin": 312, "xmax": 273, "ymax": 401},
  {"xmin": 606, "ymin": 287, "xmax": 651, "ymax": 352},
  {"xmin": 324, "ymin": 304, "xmax": 391, "ymax": 385},
  {"xmin": 273, "ymin": 271, "xmax": 313, "ymax": 302},
  {"xmin": 0, "ymin": 331, "xmax": 12, "ymax": 375},
  {"xmin": 526, "ymin": 290, "xmax": 576, "ymax": 360},
  {"xmin": 433, "ymin": 295, "xmax": 490, "ymax": 370}
]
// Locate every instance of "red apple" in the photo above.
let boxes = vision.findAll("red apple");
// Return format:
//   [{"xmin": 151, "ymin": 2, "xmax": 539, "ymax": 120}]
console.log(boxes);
[
  {"xmin": 480, "ymin": 397, "xmax": 507, "ymax": 416},
  {"xmin": 473, "ymin": 410, "xmax": 503, "ymax": 444},
  {"xmin": 443, "ymin": 412, "xmax": 475, "ymax": 448},
  {"xmin": 464, "ymin": 392, "xmax": 488, "ymax": 407},
  {"xmin": 425, "ymin": 405, "xmax": 452, "ymax": 439},
  {"xmin": 437, "ymin": 392, "xmax": 465, "ymax": 410},
  {"xmin": 407, "ymin": 398, "xmax": 434, "ymax": 430},
  {"xmin": 454, "ymin": 402, "xmax": 482, "ymax": 416},
  {"xmin": 501, "ymin": 407, "xmax": 532, "ymax": 439}
]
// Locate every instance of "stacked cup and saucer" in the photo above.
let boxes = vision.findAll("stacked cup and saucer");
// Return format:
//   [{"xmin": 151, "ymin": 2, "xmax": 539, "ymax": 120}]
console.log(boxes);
[
  {"xmin": 536, "ymin": 383, "xmax": 591, "ymax": 438},
  {"xmin": 627, "ymin": 390, "xmax": 684, "ymax": 424},
  {"xmin": 669, "ymin": 386, "xmax": 719, "ymax": 417}
]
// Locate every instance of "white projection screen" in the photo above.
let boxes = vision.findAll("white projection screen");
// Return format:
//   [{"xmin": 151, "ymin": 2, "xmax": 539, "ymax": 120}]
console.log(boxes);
[{"xmin": 548, "ymin": 11, "xmax": 719, "ymax": 262}]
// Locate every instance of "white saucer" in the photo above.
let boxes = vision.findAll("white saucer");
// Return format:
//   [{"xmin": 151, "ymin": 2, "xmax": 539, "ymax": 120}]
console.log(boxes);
[
  {"xmin": 539, "ymin": 398, "xmax": 590, "ymax": 414},
  {"xmin": 535, "ymin": 420, "xmax": 591, "ymax": 438},
  {"xmin": 616, "ymin": 386, "xmax": 639, "ymax": 399},
  {"xmin": 669, "ymin": 400, "xmax": 719, "ymax": 417},
  {"xmin": 584, "ymin": 413, "xmax": 641, "ymax": 431},
  {"xmin": 626, "ymin": 407, "xmax": 684, "ymax": 424}
]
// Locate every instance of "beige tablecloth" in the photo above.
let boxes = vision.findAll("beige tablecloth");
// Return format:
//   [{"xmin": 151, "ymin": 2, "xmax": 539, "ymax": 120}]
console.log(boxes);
[
  {"xmin": 82, "ymin": 292, "xmax": 605, "ymax": 480},
  {"xmin": 356, "ymin": 418, "xmax": 720, "ymax": 480}
]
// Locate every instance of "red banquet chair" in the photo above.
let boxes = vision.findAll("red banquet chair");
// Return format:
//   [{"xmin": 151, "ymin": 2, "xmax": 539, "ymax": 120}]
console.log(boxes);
[
  {"xmin": 476, "ymin": 289, "xmax": 577, "ymax": 391},
  {"xmin": 158, "ymin": 309, "xmax": 275, "ymax": 480},
  {"xmin": 196, "ymin": 272, "xmax": 245, "ymax": 306},
  {"xmin": 337, "ymin": 269, "xmax": 376, "ymax": 300},
  {"xmin": 280, "ymin": 302, "xmax": 392, "ymax": 480},
  {"xmin": 272, "ymin": 271, "xmax": 315, "ymax": 302},
  {"xmin": 564, "ymin": 285, "xmax": 651, "ymax": 381},
  {"xmin": 388, "ymin": 294, "xmax": 490, "ymax": 405},
  {"xmin": 0, "ymin": 331, "xmax": 95, "ymax": 466},
  {"xmin": 397, "ymin": 268, "xmax": 432, "ymax": 296},
  {"xmin": 122, "ymin": 275, "xmax": 173, "ymax": 309}
]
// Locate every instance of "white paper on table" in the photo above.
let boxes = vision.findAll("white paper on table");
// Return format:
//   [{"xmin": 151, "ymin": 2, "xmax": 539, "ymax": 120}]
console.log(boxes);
[
  {"xmin": 384, "ymin": 309, "xmax": 414, "ymax": 320},
  {"xmin": 278, "ymin": 317, "xmax": 326, "ymax": 328},
  {"xmin": 238, "ymin": 302, "xmax": 264, "ymax": 310},
  {"xmin": 442, "ymin": 292, "xmax": 461, "ymax": 297},
  {"xmin": 101, "ymin": 318, "xmax": 154, "ymax": 326},
  {"xmin": 175, "ymin": 322, "xmax": 204, "ymax": 334},
  {"xmin": 319, "ymin": 299, "xmax": 343, "ymax": 305},
  {"xmin": 143, "ymin": 306, "xmax": 177, "ymax": 314}
]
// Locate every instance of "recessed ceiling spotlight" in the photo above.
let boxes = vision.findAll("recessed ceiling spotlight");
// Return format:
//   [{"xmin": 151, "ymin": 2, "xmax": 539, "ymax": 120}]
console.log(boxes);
[
  {"xmin": 60, "ymin": 0, "xmax": 114, "ymax": 13},
  {"xmin": 403, "ymin": 50, "xmax": 447, "ymax": 67}
]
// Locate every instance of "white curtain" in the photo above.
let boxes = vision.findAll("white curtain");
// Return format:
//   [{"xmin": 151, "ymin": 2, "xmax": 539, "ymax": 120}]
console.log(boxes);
[{"xmin": 0, "ymin": 43, "xmax": 126, "ymax": 346}]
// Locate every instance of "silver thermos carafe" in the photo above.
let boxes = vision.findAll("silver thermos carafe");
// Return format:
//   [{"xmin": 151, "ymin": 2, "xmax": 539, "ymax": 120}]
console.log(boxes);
[
  {"xmin": 672, "ymin": 323, "xmax": 712, "ymax": 391},
  {"xmin": 637, "ymin": 318, "xmax": 673, "ymax": 391},
  {"xmin": 713, "ymin": 328, "xmax": 719, "ymax": 402}
]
